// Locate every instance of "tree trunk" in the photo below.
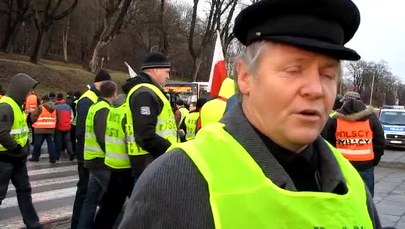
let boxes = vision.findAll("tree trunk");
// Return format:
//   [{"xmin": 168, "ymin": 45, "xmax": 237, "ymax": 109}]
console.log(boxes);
[
  {"xmin": 30, "ymin": 29, "xmax": 45, "ymax": 64},
  {"xmin": 192, "ymin": 56, "xmax": 202, "ymax": 82},
  {"xmin": 1, "ymin": 22, "xmax": 20, "ymax": 53},
  {"xmin": 89, "ymin": 41, "xmax": 104, "ymax": 73},
  {"xmin": 62, "ymin": 18, "xmax": 70, "ymax": 62}
]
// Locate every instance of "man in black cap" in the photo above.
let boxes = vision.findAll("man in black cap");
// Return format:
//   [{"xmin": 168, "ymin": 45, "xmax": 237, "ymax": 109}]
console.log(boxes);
[
  {"xmin": 91, "ymin": 52, "xmax": 177, "ymax": 228},
  {"xmin": 71, "ymin": 69, "xmax": 112, "ymax": 229},
  {"xmin": 119, "ymin": 1, "xmax": 382, "ymax": 228}
]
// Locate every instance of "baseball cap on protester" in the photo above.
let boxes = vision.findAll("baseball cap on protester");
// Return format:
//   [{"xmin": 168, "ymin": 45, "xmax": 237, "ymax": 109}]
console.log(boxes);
[
  {"xmin": 233, "ymin": 0, "xmax": 361, "ymax": 60},
  {"xmin": 341, "ymin": 91, "xmax": 361, "ymax": 102},
  {"xmin": 94, "ymin": 69, "xmax": 112, "ymax": 83},
  {"xmin": 141, "ymin": 52, "xmax": 171, "ymax": 71}
]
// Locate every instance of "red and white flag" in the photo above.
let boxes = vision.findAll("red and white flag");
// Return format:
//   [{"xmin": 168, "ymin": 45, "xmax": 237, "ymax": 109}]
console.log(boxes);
[{"xmin": 208, "ymin": 31, "xmax": 227, "ymax": 98}]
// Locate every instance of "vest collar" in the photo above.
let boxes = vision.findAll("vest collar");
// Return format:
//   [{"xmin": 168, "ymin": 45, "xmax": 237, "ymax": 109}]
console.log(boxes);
[{"xmin": 221, "ymin": 103, "xmax": 347, "ymax": 193}]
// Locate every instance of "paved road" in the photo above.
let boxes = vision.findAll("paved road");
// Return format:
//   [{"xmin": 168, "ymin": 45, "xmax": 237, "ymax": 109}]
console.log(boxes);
[
  {"xmin": 0, "ymin": 149, "xmax": 404, "ymax": 228},
  {"xmin": 0, "ymin": 155, "xmax": 77, "ymax": 229}
]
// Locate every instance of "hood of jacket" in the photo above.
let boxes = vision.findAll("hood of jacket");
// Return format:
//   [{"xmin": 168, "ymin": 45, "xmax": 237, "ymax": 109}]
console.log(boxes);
[
  {"xmin": 7, "ymin": 73, "xmax": 38, "ymax": 106},
  {"xmin": 218, "ymin": 78, "xmax": 236, "ymax": 99},
  {"xmin": 41, "ymin": 100, "xmax": 56, "ymax": 113},
  {"xmin": 336, "ymin": 100, "xmax": 374, "ymax": 121}
]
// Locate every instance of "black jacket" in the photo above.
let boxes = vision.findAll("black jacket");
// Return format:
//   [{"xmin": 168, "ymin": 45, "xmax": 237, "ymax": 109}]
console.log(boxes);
[
  {"xmin": 322, "ymin": 100, "xmax": 385, "ymax": 170},
  {"xmin": 0, "ymin": 73, "xmax": 37, "ymax": 163},
  {"xmin": 122, "ymin": 72, "xmax": 172, "ymax": 177},
  {"xmin": 75, "ymin": 85, "xmax": 100, "ymax": 162}
]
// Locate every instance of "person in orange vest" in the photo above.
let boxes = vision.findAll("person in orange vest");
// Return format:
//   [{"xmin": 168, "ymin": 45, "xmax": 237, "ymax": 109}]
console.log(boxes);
[
  {"xmin": 322, "ymin": 91, "xmax": 385, "ymax": 197},
  {"xmin": 29, "ymin": 95, "xmax": 57, "ymax": 163},
  {"xmin": 25, "ymin": 89, "xmax": 40, "ymax": 145}
]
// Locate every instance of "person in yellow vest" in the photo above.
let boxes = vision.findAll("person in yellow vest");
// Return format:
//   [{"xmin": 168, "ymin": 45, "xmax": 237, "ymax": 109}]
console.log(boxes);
[
  {"xmin": 322, "ymin": 91, "xmax": 384, "ymax": 197},
  {"xmin": 200, "ymin": 77, "xmax": 235, "ymax": 128},
  {"xmin": 180, "ymin": 98, "xmax": 207, "ymax": 141},
  {"xmin": 174, "ymin": 99, "xmax": 189, "ymax": 128},
  {"xmin": 77, "ymin": 81, "xmax": 117, "ymax": 229},
  {"xmin": 71, "ymin": 69, "xmax": 112, "ymax": 229},
  {"xmin": 92, "ymin": 94, "xmax": 135, "ymax": 228},
  {"xmin": 0, "ymin": 73, "xmax": 42, "ymax": 229},
  {"xmin": 29, "ymin": 95, "xmax": 57, "ymax": 163},
  {"xmin": 119, "ymin": 0, "xmax": 382, "ymax": 228}
]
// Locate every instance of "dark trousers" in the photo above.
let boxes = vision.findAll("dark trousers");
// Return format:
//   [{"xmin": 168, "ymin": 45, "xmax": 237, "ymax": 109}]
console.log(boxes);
[
  {"xmin": 0, "ymin": 160, "xmax": 42, "ymax": 229},
  {"xmin": 359, "ymin": 167, "xmax": 375, "ymax": 197},
  {"xmin": 55, "ymin": 130, "xmax": 74, "ymax": 160},
  {"xmin": 70, "ymin": 125, "xmax": 76, "ymax": 156},
  {"xmin": 71, "ymin": 162, "xmax": 89, "ymax": 229},
  {"xmin": 31, "ymin": 133, "xmax": 56, "ymax": 161},
  {"xmin": 93, "ymin": 169, "xmax": 135, "ymax": 229}
]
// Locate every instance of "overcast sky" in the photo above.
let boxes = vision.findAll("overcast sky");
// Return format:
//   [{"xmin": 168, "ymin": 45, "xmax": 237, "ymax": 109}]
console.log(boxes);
[
  {"xmin": 348, "ymin": 0, "xmax": 405, "ymax": 81},
  {"xmin": 175, "ymin": 0, "xmax": 405, "ymax": 81}
]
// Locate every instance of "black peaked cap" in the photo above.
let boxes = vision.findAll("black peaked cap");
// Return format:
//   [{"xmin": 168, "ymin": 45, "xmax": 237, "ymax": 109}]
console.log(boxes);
[{"xmin": 234, "ymin": 0, "xmax": 361, "ymax": 60}]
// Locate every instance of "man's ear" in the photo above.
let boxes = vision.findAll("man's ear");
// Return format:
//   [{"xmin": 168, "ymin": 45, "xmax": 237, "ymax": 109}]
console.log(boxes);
[{"xmin": 236, "ymin": 59, "xmax": 251, "ymax": 96}]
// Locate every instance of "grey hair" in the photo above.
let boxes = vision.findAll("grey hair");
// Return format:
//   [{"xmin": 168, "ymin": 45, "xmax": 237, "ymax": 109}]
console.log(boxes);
[
  {"xmin": 238, "ymin": 41, "xmax": 270, "ymax": 76},
  {"xmin": 238, "ymin": 40, "xmax": 343, "ymax": 79}
]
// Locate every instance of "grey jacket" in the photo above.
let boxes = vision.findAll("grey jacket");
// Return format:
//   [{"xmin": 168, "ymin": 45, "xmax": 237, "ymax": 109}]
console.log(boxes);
[
  {"xmin": 119, "ymin": 105, "xmax": 381, "ymax": 229},
  {"xmin": 0, "ymin": 73, "xmax": 37, "ymax": 160}
]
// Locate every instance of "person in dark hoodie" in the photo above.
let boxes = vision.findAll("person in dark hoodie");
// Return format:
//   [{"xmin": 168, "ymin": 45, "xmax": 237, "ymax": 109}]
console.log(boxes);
[
  {"xmin": 71, "ymin": 69, "xmax": 112, "ymax": 229},
  {"xmin": 0, "ymin": 73, "xmax": 42, "ymax": 229},
  {"xmin": 29, "ymin": 95, "xmax": 57, "ymax": 163},
  {"xmin": 322, "ymin": 91, "xmax": 385, "ymax": 197}
]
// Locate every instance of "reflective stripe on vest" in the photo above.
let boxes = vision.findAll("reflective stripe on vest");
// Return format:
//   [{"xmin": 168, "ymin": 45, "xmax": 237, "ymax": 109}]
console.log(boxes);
[
  {"xmin": 0, "ymin": 96, "xmax": 29, "ymax": 151},
  {"xmin": 126, "ymin": 83, "xmax": 177, "ymax": 156},
  {"xmin": 336, "ymin": 118, "xmax": 374, "ymax": 161},
  {"xmin": 25, "ymin": 94, "xmax": 38, "ymax": 113},
  {"xmin": 32, "ymin": 105, "xmax": 57, "ymax": 128},
  {"xmin": 84, "ymin": 100, "xmax": 110, "ymax": 161},
  {"xmin": 105, "ymin": 103, "xmax": 130, "ymax": 169},
  {"xmin": 171, "ymin": 123, "xmax": 373, "ymax": 229},
  {"xmin": 72, "ymin": 90, "xmax": 98, "ymax": 126},
  {"xmin": 185, "ymin": 112, "xmax": 199, "ymax": 141}
]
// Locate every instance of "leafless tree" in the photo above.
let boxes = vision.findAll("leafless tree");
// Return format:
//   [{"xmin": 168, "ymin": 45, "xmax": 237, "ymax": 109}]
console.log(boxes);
[
  {"xmin": 1, "ymin": 0, "xmax": 32, "ymax": 53},
  {"xmin": 188, "ymin": 0, "xmax": 239, "ymax": 82},
  {"xmin": 30, "ymin": 0, "xmax": 78, "ymax": 63},
  {"xmin": 88, "ymin": 0, "xmax": 133, "ymax": 73}
]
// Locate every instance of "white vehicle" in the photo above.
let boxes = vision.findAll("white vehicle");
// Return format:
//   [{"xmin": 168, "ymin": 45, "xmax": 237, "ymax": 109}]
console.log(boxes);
[{"xmin": 379, "ymin": 105, "xmax": 405, "ymax": 147}]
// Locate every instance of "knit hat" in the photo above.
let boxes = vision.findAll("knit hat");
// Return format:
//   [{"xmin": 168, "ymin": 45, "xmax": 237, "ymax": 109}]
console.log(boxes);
[
  {"xmin": 94, "ymin": 69, "xmax": 112, "ymax": 83},
  {"xmin": 141, "ymin": 52, "xmax": 171, "ymax": 71},
  {"xmin": 341, "ymin": 91, "xmax": 360, "ymax": 102}
]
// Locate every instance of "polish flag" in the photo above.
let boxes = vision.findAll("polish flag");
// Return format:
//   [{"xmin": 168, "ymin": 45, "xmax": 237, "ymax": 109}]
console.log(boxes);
[{"xmin": 208, "ymin": 31, "xmax": 227, "ymax": 98}]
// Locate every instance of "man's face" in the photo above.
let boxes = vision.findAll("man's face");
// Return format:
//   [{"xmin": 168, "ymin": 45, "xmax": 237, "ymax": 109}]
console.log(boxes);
[
  {"xmin": 238, "ymin": 43, "xmax": 339, "ymax": 152},
  {"xmin": 152, "ymin": 68, "xmax": 171, "ymax": 87}
]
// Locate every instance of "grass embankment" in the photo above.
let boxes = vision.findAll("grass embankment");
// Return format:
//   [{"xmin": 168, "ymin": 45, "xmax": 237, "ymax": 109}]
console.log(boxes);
[{"xmin": 0, "ymin": 52, "xmax": 129, "ymax": 97}]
